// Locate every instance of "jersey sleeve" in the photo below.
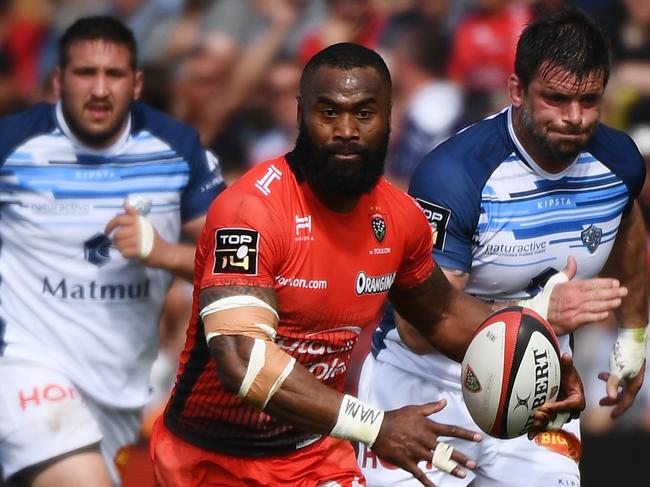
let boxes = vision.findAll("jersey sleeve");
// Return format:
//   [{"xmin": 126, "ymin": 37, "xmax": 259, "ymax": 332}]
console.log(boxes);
[
  {"xmin": 408, "ymin": 150, "xmax": 482, "ymax": 273},
  {"xmin": 198, "ymin": 188, "xmax": 285, "ymax": 290},
  {"xmin": 392, "ymin": 196, "xmax": 435, "ymax": 290},
  {"xmin": 131, "ymin": 102, "xmax": 227, "ymax": 222},
  {"xmin": 589, "ymin": 125, "xmax": 647, "ymax": 215},
  {"xmin": 181, "ymin": 143, "xmax": 227, "ymax": 223}
]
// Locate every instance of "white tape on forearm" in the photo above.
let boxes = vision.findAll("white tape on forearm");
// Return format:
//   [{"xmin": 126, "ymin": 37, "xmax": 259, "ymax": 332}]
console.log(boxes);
[
  {"xmin": 546, "ymin": 412, "xmax": 571, "ymax": 431},
  {"xmin": 138, "ymin": 215, "xmax": 154, "ymax": 259},
  {"xmin": 431, "ymin": 442, "xmax": 457, "ymax": 474},
  {"xmin": 330, "ymin": 394, "xmax": 384, "ymax": 448},
  {"xmin": 261, "ymin": 356, "xmax": 295, "ymax": 409},
  {"xmin": 517, "ymin": 271, "xmax": 569, "ymax": 318},
  {"xmin": 610, "ymin": 326, "xmax": 648, "ymax": 380},
  {"xmin": 238, "ymin": 338, "xmax": 266, "ymax": 397}
]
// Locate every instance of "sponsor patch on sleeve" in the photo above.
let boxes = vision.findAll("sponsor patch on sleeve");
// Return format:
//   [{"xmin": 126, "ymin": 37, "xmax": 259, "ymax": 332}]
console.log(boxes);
[
  {"xmin": 213, "ymin": 228, "xmax": 259, "ymax": 275},
  {"xmin": 415, "ymin": 198, "xmax": 451, "ymax": 251}
]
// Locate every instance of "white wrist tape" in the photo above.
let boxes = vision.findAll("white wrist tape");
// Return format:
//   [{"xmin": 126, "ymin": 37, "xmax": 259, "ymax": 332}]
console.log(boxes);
[
  {"xmin": 517, "ymin": 271, "xmax": 569, "ymax": 319},
  {"xmin": 330, "ymin": 395, "xmax": 384, "ymax": 448},
  {"xmin": 609, "ymin": 326, "xmax": 648, "ymax": 380},
  {"xmin": 138, "ymin": 215, "xmax": 154, "ymax": 259},
  {"xmin": 431, "ymin": 442, "xmax": 457, "ymax": 474}
]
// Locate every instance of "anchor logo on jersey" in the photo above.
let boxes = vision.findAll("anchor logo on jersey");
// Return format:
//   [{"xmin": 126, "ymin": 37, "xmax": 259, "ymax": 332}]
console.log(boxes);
[
  {"xmin": 370, "ymin": 213, "xmax": 386, "ymax": 243},
  {"xmin": 84, "ymin": 233, "xmax": 112, "ymax": 267},
  {"xmin": 581, "ymin": 225, "xmax": 602, "ymax": 254},
  {"xmin": 463, "ymin": 365, "xmax": 481, "ymax": 392}
]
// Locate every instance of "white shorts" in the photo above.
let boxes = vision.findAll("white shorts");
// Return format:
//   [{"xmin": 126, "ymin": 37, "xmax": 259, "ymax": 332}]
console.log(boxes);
[
  {"xmin": 0, "ymin": 357, "xmax": 141, "ymax": 485},
  {"xmin": 357, "ymin": 354, "xmax": 581, "ymax": 487}
]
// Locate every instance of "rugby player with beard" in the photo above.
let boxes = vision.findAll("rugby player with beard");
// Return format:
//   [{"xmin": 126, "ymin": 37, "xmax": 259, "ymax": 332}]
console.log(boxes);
[
  {"xmin": 152, "ymin": 42, "xmax": 585, "ymax": 487},
  {"xmin": 0, "ymin": 16, "xmax": 224, "ymax": 487},
  {"xmin": 359, "ymin": 8, "xmax": 647, "ymax": 487}
]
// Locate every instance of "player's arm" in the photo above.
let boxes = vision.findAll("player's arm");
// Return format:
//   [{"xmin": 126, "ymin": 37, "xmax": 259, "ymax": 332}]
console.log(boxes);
[
  {"xmin": 105, "ymin": 207, "xmax": 205, "ymax": 282},
  {"xmin": 395, "ymin": 267, "xmax": 468, "ymax": 355},
  {"xmin": 145, "ymin": 214, "xmax": 205, "ymax": 281},
  {"xmin": 599, "ymin": 201, "xmax": 648, "ymax": 417},
  {"xmin": 389, "ymin": 265, "xmax": 491, "ymax": 362},
  {"xmin": 390, "ymin": 265, "xmax": 586, "ymax": 433},
  {"xmin": 435, "ymin": 262, "xmax": 625, "ymax": 337},
  {"xmin": 202, "ymin": 283, "xmax": 481, "ymax": 487}
]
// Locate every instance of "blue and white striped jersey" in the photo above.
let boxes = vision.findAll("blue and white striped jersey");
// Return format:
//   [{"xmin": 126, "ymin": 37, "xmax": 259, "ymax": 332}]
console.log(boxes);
[
  {"xmin": 373, "ymin": 107, "xmax": 645, "ymax": 386},
  {"xmin": 0, "ymin": 101, "xmax": 225, "ymax": 407}
]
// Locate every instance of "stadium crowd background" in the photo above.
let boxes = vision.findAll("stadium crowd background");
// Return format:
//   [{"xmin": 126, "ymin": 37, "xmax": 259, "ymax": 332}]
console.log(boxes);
[{"xmin": 2, "ymin": 0, "xmax": 650, "ymax": 485}]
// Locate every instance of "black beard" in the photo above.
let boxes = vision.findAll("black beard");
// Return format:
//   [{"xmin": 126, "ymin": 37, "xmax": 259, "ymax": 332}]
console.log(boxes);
[
  {"xmin": 61, "ymin": 99, "xmax": 130, "ymax": 148},
  {"xmin": 287, "ymin": 122, "xmax": 389, "ymax": 197},
  {"xmin": 520, "ymin": 104, "xmax": 587, "ymax": 163}
]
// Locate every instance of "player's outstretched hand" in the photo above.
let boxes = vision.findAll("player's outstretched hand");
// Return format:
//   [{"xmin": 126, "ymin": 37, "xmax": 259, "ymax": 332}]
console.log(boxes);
[
  {"xmin": 371, "ymin": 400, "xmax": 481, "ymax": 487},
  {"xmin": 527, "ymin": 354, "xmax": 585, "ymax": 439},
  {"xmin": 598, "ymin": 360, "xmax": 645, "ymax": 419},
  {"xmin": 547, "ymin": 257, "xmax": 627, "ymax": 335}
]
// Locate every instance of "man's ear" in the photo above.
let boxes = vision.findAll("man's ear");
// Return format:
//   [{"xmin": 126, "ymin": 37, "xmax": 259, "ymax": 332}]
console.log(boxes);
[
  {"xmin": 133, "ymin": 70, "xmax": 144, "ymax": 100},
  {"xmin": 296, "ymin": 95, "xmax": 302, "ymax": 127},
  {"xmin": 53, "ymin": 67, "xmax": 62, "ymax": 98},
  {"xmin": 508, "ymin": 74, "xmax": 525, "ymax": 108}
]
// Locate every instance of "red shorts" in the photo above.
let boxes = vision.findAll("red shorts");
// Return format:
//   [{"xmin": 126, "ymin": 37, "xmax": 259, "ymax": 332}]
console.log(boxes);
[{"xmin": 150, "ymin": 416, "xmax": 365, "ymax": 486}]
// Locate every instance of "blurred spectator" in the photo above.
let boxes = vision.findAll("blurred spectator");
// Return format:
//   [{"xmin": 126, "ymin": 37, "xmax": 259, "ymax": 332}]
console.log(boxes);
[
  {"xmin": 107, "ymin": 0, "xmax": 182, "ymax": 49},
  {"xmin": 599, "ymin": 0, "xmax": 650, "ymax": 130},
  {"xmin": 297, "ymin": 0, "xmax": 385, "ymax": 64},
  {"xmin": 168, "ymin": 41, "xmax": 239, "ymax": 145},
  {"xmin": 384, "ymin": 25, "xmax": 463, "ymax": 189},
  {"xmin": 380, "ymin": 0, "xmax": 469, "ymax": 50},
  {"xmin": 139, "ymin": 0, "xmax": 222, "ymax": 66},
  {"xmin": 0, "ymin": 0, "xmax": 50, "ymax": 110},
  {"xmin": 167, "ymin": 0, "xmax": 303, "ymax": 180},
  {"xmin": 205, "ymin": 0, "xmax": 326, "ymax": 55},
  {"xmin": 447, "ymin": 0, "xmax": 532, "ymax": 122},
  {"xmin": 247, "ymin": 57, "xmax": 301, "ymax": 166}
]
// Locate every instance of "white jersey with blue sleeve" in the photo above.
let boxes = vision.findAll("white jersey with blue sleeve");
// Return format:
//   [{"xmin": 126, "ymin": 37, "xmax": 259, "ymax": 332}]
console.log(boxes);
[
  {"xmin": 372, "ymin": 106, "xmax": 645, "ymax": 387},
  {"xmin": 0, "ymin": 101, "xmax": 225, "ymax": 408}
]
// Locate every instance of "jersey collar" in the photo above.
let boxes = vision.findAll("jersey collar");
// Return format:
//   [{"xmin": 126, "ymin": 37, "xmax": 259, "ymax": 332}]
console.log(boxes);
[
  {"xmin": 506, "ymin": 105, "xmax": 577, "ymax": 181},
  {"xmin": 55, "ymin": 100, "xmax": 132, "ymax": 155}
]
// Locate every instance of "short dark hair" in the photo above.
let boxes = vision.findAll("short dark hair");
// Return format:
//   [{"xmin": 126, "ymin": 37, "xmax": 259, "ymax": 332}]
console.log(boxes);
[
  {"xmin": 300, "ymin": 42, "xmax": 391, "ymax": 95},
  {"xmin": 515, "ymin": 7, "xmax": 610, "ymax": 89},
  {"xmin": 59, "ymin": 16, "xmax": 138, "ymax": 70}
]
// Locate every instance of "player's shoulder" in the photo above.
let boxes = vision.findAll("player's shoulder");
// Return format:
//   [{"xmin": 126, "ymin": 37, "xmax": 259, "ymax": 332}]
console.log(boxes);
[
  {"xmin": 588, "ymin": 123, "xmax": 645, "ymax": 169},
  {"xmin": 588, "ymin": 122, "xmax": 646, "ymax": 195},
  {"xmin": 130, "ymin": 101, "xmax": 202, "ymax": 154},
  {"xmin": 210, "ymin": 156, "xmax": 293, "ymax": 216},
  {"xmin": 375, "ymin": 179, "xmax": 429, "ymax": 225},
  {"xmin": 411, "ymin": 110, "xmax": 512, "ymax": 196},
  {"xmin": 0, "ymin": 103, "xmax": 57, "ymax": 160}
]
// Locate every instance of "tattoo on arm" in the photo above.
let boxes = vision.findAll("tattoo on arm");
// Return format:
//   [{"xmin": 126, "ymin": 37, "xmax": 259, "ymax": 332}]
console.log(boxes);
[{"xmin": 199, "ymin": 285, "xmax": 278, "ymax": 311}]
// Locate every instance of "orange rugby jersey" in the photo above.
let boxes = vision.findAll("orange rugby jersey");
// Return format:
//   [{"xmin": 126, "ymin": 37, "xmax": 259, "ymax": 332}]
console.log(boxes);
[{"xmin": 165, "ymin": 156, "xmax": 434, "ymax": 455}]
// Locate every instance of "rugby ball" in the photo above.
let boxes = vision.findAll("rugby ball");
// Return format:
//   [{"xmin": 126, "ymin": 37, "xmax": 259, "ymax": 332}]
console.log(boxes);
[{"xmin": 461, "ymin": 306, "xmax": 561, "ymax": 439}]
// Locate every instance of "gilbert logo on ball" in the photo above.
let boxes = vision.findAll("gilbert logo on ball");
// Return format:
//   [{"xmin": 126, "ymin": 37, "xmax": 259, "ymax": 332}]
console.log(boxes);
[{"xmin": 461, "ymin": 306, "xmax": 561, "ymax": 439}]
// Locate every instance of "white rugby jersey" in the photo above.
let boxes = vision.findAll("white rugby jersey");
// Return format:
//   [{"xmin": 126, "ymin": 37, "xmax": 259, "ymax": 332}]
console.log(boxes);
[
  {"xmin": 373, "ymin": 107, "xmax": 646, "ymax": 387},
  {"xmin": 0, "ymin": 101, "xmax": 225, "ymax": 408}
]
